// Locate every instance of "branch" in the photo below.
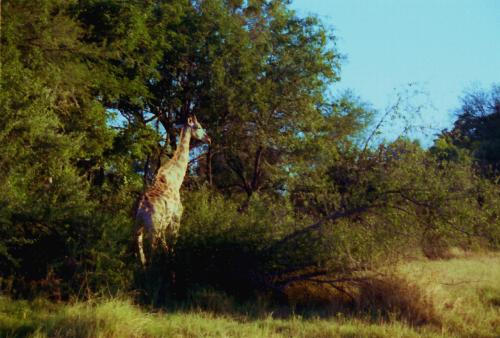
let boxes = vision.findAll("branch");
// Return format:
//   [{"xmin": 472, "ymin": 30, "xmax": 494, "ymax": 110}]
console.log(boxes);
[
  {"xmin": 278, "ymin": 205, "xmax": 378, "ymax": 245},
  {"xmin": 251, "ymin": 146, "xmax": 263, "ymax": 191},
  {"xmin": 266, "ymin": 204, "xmax": 384, "ymax": 253},
  {"xmin": 274, "ymin": 270, "xmax": 331, "ymax": 287},
  {"xmin": 144, "ymin": 115, "xmax": 159, "ymax": 123},
  {"xmin": 362, "ymin": 95, "xmax": 402, "ymax": 154},
  {"xmin": 440, "ymin": 280, "xmax": 483, "ymax": 286},
  {"xmin": 225, "ymin": 155, "xmax": 251, "ymax": 195},
  {"xmin": 187, "ymin": 149, "xmax": 221, "ymax": 166}
]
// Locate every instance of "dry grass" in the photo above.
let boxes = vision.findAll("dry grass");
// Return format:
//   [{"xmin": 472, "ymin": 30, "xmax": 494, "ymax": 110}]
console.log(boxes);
[
  {"xmin": 284, "ymin": 275, "xmax": 438, "ymax": 326},
  {"xmin": 355, "ymin": 276, "xmax": 439, "ymax": 326},
  {"xmin": 399, "ymin": 252, "xmax": 500, "ymax": 337},
  {"xmin": 1, "ymin": 253, "xmax": 499, "ymax": 337}
]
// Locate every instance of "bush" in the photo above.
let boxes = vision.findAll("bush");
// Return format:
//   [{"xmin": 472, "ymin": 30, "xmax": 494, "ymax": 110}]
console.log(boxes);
[
  {"xmin": 356, "ymin": 276, "xmax": 439, "ymax": 326},
  {"xmin": 174, "ymin": 188, "xmax": 299, "ymax": 299}
]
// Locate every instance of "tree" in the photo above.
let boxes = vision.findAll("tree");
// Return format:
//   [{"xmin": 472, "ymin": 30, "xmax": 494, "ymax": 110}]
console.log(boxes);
[
  {"xmin": 0, "ymin": 0, "xmax": 100, "ymax": 293},
  {"xmin": 92, "ymin": 0, "xmax": 349, "ymax": 210},
  {"xmin": 191, "ymin": 0, "xmax": 344, "ymax": 206},
  {"xmin": 0, "ymin": 0, "xmax": 155, "ymax": 296},
  {"xmin": 445, "ymin": 84, "xmax": 500, "ymax": 178}
]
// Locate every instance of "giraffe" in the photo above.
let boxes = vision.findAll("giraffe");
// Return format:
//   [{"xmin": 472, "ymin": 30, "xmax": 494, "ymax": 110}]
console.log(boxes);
[{"xmin": 135, "ymin": 115, "xmax": 210, "ymax": 266}]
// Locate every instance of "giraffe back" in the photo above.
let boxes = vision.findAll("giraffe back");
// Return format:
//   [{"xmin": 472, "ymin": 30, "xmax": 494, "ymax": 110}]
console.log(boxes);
[{"xmin": 136, "ymin": 181, "xmax": 183, "ymax": 245}]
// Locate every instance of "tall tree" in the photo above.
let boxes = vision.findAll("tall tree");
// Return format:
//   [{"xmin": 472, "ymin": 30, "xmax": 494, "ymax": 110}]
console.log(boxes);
[
  {"xmin": 0, "ymin": 0, "xmax": 108, "ymax": 288},
  {"xmin": 93, "ymin": 0, "xmax": 350, "ymax": 208},
  {"xmin": 444, "ymin": 84, "xmax": 500, "ymax": 178},
  {"xmin": 0, "ymin": 0, "xmax": 162, "ymax": 295}
]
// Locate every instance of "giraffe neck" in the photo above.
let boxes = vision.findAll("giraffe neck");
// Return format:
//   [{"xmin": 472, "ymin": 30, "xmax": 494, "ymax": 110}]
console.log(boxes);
[{"xmin": 156, "ymin": 126, "xmax": 191, "ymax": 192}]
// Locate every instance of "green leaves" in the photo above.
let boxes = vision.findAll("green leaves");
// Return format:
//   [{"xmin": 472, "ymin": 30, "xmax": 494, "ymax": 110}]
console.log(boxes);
[
  {"xmin": 0, "ymin": 0, "xmax": 135, "ymax": 292},
  {"xmin": 444, "ymin": 84, "xmax": 500, "ymax": 177},
  {"xmin": 1, "ymin": 0, "xmax": 498, "ymax": 300}
]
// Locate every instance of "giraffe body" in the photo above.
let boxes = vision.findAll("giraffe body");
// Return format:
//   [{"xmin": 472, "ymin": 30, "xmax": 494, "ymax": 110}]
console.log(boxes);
[{"xmin": 135, "ymin": 116, "xmax": 210, "ymax": 266}]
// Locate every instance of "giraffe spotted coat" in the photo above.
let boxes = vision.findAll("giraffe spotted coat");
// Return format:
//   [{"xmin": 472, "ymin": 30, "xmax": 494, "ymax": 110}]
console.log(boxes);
[{"xmin": 135, "ymin": 116, "xmax": 210, "ymax": 266}]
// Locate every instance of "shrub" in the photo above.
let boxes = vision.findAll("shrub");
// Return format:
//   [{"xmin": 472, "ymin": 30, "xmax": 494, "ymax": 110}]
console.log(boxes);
[
  {"xmin": 355, "ymin": 276, "xmax": 439, "ymax": 326},
  {"xmin": 174, "ymin": 188, "xmax": 299, "ymax": 299}
]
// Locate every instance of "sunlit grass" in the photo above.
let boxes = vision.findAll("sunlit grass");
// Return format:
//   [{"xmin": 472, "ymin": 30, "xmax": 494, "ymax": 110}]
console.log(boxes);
[
  {"xmin": 1, "ymin": 253, "xmax": 499, "ymax": 338},
  {"xmin": 0, "ymin": 297, "xmax": 441, "ymax": 338},
  {"xmin": 400, "ymin": 252, "xmax": 500, "ymax": 337}
]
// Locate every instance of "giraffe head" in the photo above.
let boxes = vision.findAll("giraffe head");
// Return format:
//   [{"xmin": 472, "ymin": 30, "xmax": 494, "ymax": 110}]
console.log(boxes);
[{"xmin": 186, "ymin": 115, "xmax": 211, "ymax": 144}]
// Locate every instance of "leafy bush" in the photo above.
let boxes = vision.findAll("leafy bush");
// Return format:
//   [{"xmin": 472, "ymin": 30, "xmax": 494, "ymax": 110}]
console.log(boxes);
[
  {"xmin": 166, "ymin": 140, "xmax": 500, "ymax": 305},
  {"xmin": 174, "ymin": 188, "xmax": 300, "ymax": 298}
]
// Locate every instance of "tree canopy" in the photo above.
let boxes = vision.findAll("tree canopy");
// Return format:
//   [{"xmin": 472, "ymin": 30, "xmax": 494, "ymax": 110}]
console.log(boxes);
[{"xmin": 443, "ymin": 85, "xmax": 500, "ymax": 178}]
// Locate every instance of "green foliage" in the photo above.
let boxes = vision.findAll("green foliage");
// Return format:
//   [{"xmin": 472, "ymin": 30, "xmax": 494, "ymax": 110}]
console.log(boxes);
[
  {"xmin": 0, "ymin": 0, "xmax": 498, "ymax": 309},
  {"xmin": 328, "ymin": 138, "xmax": 500, "ymax": 255},
  {"xmin": 177, "ymin": 152, "xmax": 500, "ymax": 298},
  {"xmin": 175, "ymin": 187, "xmax": 301, "ymax": 297},
  {"xmin": 443, "ymin": 84, "xmax": 500, "ymax": 177},
  {"xmin": 0, "ymin": 0, "xmax": 138, "ymax": 297}
]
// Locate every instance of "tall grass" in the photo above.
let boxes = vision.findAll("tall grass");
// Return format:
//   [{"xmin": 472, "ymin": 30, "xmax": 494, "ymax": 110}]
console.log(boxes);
[
  {"xmin": 400, "ymin": 253, "xmax": 500, "ymax": 337},
  {"xmin": 0, "ymin": 296, "xmax": 442, "ymax": 338},
  {"xmin": 1, "ymin": 253, "xmax": 499, "ymax": 338}
]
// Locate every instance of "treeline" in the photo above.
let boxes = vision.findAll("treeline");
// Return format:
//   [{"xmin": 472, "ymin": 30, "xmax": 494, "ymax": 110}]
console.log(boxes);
[{"xmin": 1, "ymin": 0, "xmax": 499, "ymax": 302}]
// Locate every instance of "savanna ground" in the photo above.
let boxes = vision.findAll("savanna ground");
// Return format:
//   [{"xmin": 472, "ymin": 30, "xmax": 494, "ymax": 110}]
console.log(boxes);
[{"xmin": 1, "ymin": 253, "xmax": 499, "ymax": 338}]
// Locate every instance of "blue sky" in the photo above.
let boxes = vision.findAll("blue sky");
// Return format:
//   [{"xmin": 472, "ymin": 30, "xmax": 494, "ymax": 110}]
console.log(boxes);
[{"xmin": 291, "ymin": 0, "xmax": 500, "ymax": 145}]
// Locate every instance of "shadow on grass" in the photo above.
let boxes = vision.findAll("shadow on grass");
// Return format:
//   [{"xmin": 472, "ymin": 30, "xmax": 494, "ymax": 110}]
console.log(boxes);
[
  {"xmin": 0, "ymin": 275, "xmax": 440, "ymax": 338},
  {"xmin": 155, "ymin": 275, "xmax": 440, "ymax": 327}
]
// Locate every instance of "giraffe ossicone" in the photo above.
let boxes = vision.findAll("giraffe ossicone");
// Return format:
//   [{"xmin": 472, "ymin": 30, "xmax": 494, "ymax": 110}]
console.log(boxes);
[{"xmin": 135, "ymin": 115, "xmax": 210, "ymax": 266}]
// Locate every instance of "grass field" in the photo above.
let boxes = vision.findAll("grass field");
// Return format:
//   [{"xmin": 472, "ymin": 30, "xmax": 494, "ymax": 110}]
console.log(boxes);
[{"xmin": 1, "ymin": 253, "xmax": 499, "ymax": 338}]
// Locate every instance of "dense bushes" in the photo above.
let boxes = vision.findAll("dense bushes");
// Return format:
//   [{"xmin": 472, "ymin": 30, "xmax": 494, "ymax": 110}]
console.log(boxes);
[
  {"xmin": 174, "ymin": 189, "xmax": 298, "ymax": 297},
  {"xmin": 170, "ymin": 144, "xmax": 500, "ymax": 301}
]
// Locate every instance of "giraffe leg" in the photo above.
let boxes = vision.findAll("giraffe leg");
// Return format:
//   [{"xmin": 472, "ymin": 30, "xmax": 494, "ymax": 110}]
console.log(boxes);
[
  {"xmin": 168, "ymin": 218, "xmax": 181, "ymax": 255},
  {"xmin": 136, "ymin": 227, "xmax": 147, "ymax": 266},
  {"xmin": 158, "ymin": 234, "xmax": 169, "ymax": 254}
]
